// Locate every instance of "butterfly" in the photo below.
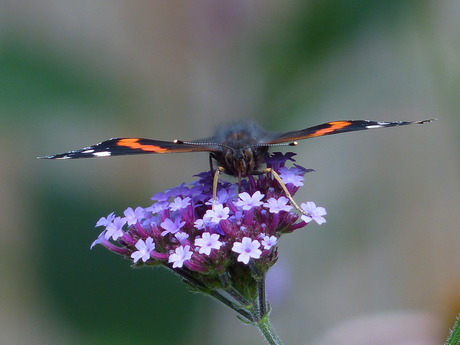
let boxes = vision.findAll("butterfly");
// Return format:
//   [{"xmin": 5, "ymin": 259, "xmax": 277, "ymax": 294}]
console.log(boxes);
[{"xmin": 39, "ymin": 119, "xmax": 434, "ymax": 179}]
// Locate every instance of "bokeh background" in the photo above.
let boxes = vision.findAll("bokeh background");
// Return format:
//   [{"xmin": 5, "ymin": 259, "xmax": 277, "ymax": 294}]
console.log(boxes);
[{"xmin": 1, "ymin": 1, "xmax": 459, "ymax": 344}]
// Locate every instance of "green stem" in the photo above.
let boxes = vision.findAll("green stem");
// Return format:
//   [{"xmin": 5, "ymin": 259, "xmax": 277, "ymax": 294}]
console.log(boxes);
[
  {"xmin": 175, "ymin": 269, "xmax": 254, "ymax": 321},
  {"xmin": 207, "ymin": 289, "xmax": 254, "ymax": 322},
  {"xmin": 256, "ymin": 277, "xmax": 267, "ymax": 319},
  {"xmin": 225, "ymin": 285, "xmax": 251, "ymax": 307},
  {"xmin": 256, "ymin": 314, "xmax": 284, "ymax": 345},
  {"xmin": 445, "ymin": 314, "xmax": 460, "ymax": 345}
]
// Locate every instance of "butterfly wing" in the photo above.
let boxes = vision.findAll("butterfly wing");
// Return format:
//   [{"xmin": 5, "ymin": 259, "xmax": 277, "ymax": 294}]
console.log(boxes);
[
  {"xmin": 263, "ymin": 119, "xmax": 434, "ymax": 145},
  {"xmin": 38, "ymin": 138, "xmax": 220, "ymax": 160}
]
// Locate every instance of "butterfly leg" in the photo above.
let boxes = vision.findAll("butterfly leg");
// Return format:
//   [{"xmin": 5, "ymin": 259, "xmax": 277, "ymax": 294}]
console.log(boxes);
[
  {"xmin": 212, "ymin": 166, "xmax": 226, "ymax": 209},
  {"xmin": 264, "ymin": 168, "xmax": 308, "ymax": 216},
  {"xmin": 209, "ymin": 153, "xmax": 215, "ymax": 172}
]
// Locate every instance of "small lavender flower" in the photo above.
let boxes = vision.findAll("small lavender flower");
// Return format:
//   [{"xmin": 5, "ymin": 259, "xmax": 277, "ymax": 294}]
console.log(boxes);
[
  {"xmin": 301, "ymin": 201, "xmax": 327, "ymax": 225},
  {"xmin": 203, "ymin": 203, "xmax": 230, "ymax": 224},
  {"xmin": 124, "ymin": 207, "xmax": 144, "ymax": 225},
  {"xmin": 194, "ymin": 232, "xmax": 223, "ymax": 255},
  {"xmin": 174, "ymin": 232, "xmax": 190, "ymax": 244},
  {"xmin": 160, "ymin": 218, "xmax": 186, "ymax": 236},
  {"xmin": 232, "ymin": 237, "xmax": 262, "ymax": 264},
  {"xmin": 104, "ymin": 216, "xmax": 126, "ymax": 240},
  {"xmin": 96, "ymin": 212, "xmax": 115, "ymax": 227},
  {"xmin": 263, "ymin": 197, "xmax": 292, "ymax": 214},
  {"xmin": 168, "ymin": 245, "xmax": 193, "ymax": 268},
  {"xmin": 279, "ymin": 166, "xmax": 305, "ymax": 187},
  {"xmin": 131, "ymin": 237, "xmax": 155, "ymax": 263},
  {"xmin": 261, "ymin": 235, "xmax": 278, "ymax": 250},
  {"xmin": 169, "ymin": 197, "xmax": 191, "ymax": 211},
  {"xmin": 235, "ymin": 191, "xmax": 265, "ymax": 210}
]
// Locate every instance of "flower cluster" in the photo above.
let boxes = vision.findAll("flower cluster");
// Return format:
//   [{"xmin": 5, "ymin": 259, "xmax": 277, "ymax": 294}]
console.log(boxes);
[{"xmin": 91, "ymin": 152, "xmax": 326, "ymax": 301}]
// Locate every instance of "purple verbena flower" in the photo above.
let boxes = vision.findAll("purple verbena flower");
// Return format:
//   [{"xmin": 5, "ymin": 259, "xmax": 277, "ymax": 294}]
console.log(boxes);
[
  {"xmin": 300, "ymin": 202, "xmax": 327, "ymax": 225},
  {"xmin": 96, "ymin": 212, "xmax": 115, "ymax": 227},
  {"xmin": 261, "ymin": 235, "xmax": 278, "ymax": 250},
  {"xmin": 279, "ymin": 167, "xmax": 304, "ymax": 187},
  {"xmin": 160, "ymin": 218, "xmax": 186, "ymax": 236},
  {"xmin": 175, "ymin": 232, "xmax": 190, "ymax": 243},
  {"xmin": 264, "ymin": 152, "xmax": 296, "ymax": 171},
  {"xmin": 145, "ymin": 201, "xmax": 169, "ymax": 214},
  {"xmin": 203, "ymin": 204, "xmax": 230, "ymax": 224},
  {"xmin": 235, "ymin": 191, "xmax": 265, "ymax": 210},
  {"xmin": 194, "ymin": 232, "xmax": 223, "ymax": 255},
  {"xmin": 232, "ymin": 237, "xmax": 262, "ymax": 264},
  {"xmin": 168, "ymin": 245, "xmax": 193, "ymax": 268},
  {"xmin": 169, "ymin": 197, "xmax": 191, "ymax": 211},
  {"xmin": 124, "ymin": 206, "xmax": 145, "ymax": 226},
  {"xmin": 104, "ymin": 216, "xmax": 126, "ymax": 240},
  {"xmin": 194, "ymin": 218, "xmax": 206, "ymax": 230},
  {"xmin": 131, "ymin": 237, "xmax": 155, "ymax": 263},
  {"xmin": 263, "ymin": 197, "xmax": 292, "ymax": 214}
]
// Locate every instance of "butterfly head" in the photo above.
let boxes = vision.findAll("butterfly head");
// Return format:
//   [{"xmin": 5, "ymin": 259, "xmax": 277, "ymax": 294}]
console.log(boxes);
[{"xmin": 215, "ymin": 146, "xmax": 264, "ymax": 178}]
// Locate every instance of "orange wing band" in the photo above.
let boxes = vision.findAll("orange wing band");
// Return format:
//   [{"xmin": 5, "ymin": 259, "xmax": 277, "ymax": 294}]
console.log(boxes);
[
  {"xmin": 307, "ymin": 121, "xmax": 351, "ymax": 138},
  {"xmin": 116, "ymin": 138, "xmax": 169, "ymax": 153}
]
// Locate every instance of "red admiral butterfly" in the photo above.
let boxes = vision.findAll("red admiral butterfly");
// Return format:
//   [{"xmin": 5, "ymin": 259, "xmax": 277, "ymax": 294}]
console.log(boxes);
[{"xmin": 39, "ymin": 119, "xmax": 434, "ymax": 178}]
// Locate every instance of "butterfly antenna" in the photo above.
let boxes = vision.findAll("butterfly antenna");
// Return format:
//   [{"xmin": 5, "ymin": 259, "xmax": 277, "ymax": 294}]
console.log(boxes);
[
  {"xmin": 174, "ymin": 140, "xmax": 232, "ymax": 150},
  {"xmin": 254, "ymin": 142, "xmax": 298, "ymax": 148}
]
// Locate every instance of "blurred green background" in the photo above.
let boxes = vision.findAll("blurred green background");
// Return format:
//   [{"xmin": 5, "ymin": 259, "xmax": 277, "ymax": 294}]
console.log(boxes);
[{"xmin": 1, "ymin": 1, "xmax": 459, "ymax": 344}]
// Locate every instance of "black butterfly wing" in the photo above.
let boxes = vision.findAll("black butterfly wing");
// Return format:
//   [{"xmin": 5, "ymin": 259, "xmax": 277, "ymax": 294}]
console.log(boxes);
[
  {"xmin": 38, "ymin": 138, "xmax": 220, "ymax": 160},
  {"xmin": 264, "ymin": 119, "xmax": 435, "ymax": 145}
]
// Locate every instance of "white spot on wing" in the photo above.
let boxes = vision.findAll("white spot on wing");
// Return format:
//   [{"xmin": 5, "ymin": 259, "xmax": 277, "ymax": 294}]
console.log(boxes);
[
  {"xmin": 93, "ymin": 151, "xmax": 111, "ymax": 157},
  {"xmin": 366, "ymin": 124, "xmax": 384, "ymax": 129},
  {"xmin": 82, "ymin": 149, "xmax": 95, "ymax": 154}
]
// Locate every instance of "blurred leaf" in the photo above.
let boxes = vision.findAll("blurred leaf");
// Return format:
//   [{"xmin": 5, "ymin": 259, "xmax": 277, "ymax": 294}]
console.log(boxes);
[
  {"xmin": 257, "ymin": 0, "xmax": 423, "ymax": 121},
  {"xmin": 0, "ymin": 39, "xmax": 126, "ymax": 122}
]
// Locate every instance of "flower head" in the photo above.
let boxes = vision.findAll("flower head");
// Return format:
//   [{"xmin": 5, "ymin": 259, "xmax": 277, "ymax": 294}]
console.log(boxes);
[{"xmin": 91, "ymin": 152, "xmax": 326, "ymax": 306}]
